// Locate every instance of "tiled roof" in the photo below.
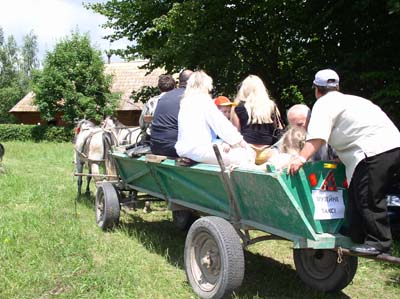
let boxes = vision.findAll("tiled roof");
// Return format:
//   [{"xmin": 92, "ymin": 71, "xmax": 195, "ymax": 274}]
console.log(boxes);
[
  {"xmin": 104, "ymin": 60, "xmax": 165, "ymax": 110},
  {"xmin": 9, "ymin": 92, "xmax": 38, "ymax": 112},
  {"xmin": 10, "ymin": 61, "xmax": 165, "ymax": 113}
]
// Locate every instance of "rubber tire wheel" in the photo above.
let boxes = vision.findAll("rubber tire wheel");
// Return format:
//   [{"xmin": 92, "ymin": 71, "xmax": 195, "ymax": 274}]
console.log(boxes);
[
  {"xmin": 96, "ymin": 182, "xmax": 120, "ymax": 230},
  {"xmin": 184, "ymin": 216, "xmax": 244, "ymax": 299},
  {"xmin": 293, "ymin": 249, "xmax": 358, "ymax": 292},
  {"xmin": 172, "ymin": 210, "xmax": 197, "ymax": 231}
]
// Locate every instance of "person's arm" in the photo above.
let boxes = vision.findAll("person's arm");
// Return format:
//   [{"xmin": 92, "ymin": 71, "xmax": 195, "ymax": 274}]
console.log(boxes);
[
  {"xmin": 231, "ymin": 111, "xmax": 241, "ymax": 131},
  {"xmin": 287, "ymin": 138, "xmax": 325, "ymax": 175},
  {"xmin": 206, "ymin": 101, "xmax": 243, "ymax": 146}
]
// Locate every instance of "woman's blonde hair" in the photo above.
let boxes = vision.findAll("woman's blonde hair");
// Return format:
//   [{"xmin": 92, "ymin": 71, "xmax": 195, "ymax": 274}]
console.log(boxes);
[
  {"xmin": 279, "ymin": 126, "xmax": 306, "ymax": 155},
  {"xmin": 235, "ymin": 75, "xmax": 276, "ymax": 124},
  {"xmin": 183, "ymin": 70, "xmax": 213, "ymax": 98}
]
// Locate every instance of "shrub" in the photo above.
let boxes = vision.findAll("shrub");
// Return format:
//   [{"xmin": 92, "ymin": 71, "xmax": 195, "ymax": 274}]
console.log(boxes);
[{"xmin": 0, "ymin": 124, "xmax": 74, "ymax": 142}]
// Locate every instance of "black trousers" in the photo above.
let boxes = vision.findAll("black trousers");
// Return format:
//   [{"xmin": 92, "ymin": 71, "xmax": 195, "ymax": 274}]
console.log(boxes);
[{"xmin": 348, "ymin": 147, "xmax": 400, "ymax": 251}]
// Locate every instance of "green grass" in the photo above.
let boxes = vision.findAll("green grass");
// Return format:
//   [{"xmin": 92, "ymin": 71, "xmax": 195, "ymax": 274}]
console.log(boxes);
[{"xmin": 0, "ymin": 141, "xmax": 399, "ymax": 299}]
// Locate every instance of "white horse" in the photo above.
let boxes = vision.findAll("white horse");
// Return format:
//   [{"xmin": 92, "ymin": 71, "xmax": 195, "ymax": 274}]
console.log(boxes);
[
  {"xmin": 101, "ymin": 116, "xmax": 153, "ymax": 212},
  {"xmin": 101, "ymin": 116, "xmax": 143, "ymax": 146},
  {"xmin": 74, "ymin": 119, "xmax": 117, "ymax": 198}
]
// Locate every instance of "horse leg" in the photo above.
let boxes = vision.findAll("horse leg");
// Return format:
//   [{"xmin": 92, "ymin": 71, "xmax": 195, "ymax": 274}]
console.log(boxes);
[
  {"xmin": 91, "ymin": 162, "xmax": 100, "ymax": 182},
  {"xmin": 76, "ymin": 158, "xmax": 84, "ymax": 200},
  {"xmin": 85, "ymin": 162, "xmax": 92, "ymax": 197}
]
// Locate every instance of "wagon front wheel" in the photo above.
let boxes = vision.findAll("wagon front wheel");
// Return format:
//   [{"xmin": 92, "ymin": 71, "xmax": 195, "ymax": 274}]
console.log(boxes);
[
  {"xmin": 184, "ymin": 216, "xmax": 244, "ymax": 299},
  {"xmin": 96, "ymin": 182, "xmax": 120, "ymax": 230},
  {"xmin": 293, "ymin": 248, "xmax": 358, "ymax": 292}
]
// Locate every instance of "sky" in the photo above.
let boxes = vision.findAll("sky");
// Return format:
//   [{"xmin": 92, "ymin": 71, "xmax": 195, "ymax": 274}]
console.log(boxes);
[{"xmin": 0, "ymin": 0, "xmax": 130, "ymax": 64}]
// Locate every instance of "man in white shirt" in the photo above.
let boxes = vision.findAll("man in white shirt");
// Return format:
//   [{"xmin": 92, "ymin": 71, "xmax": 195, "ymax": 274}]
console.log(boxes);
[{"xmin": 288, "ymin": 69, "xmax": 400, "ymax": 255}]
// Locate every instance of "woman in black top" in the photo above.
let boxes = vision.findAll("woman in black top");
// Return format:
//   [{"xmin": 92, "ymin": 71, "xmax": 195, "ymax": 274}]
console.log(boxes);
[{"xmin": 232, "ymin": 75, "xmax": 283, "ymax": 147}]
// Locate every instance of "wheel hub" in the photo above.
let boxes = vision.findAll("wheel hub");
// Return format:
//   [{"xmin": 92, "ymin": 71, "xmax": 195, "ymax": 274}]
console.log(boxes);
[
  {"xmin": 191, "ymin": 232, "xmax": 221, "ymax": 289},
  {"xmin": 96, "ymin": 194, "xmax": 105, "ymax": 220}
]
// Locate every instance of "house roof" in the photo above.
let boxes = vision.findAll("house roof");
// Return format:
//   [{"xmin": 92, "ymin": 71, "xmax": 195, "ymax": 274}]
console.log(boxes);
[
  {"xmin": 104, "ymin": 60, "xmax": 166, "ymax": 110},
  {"xmin": 9, "ymin": 92, "xmax": 38, "ymax": 112},
  {"xmin": 10, "ymin": 60, "xmax": 165, "ymax": 113}
]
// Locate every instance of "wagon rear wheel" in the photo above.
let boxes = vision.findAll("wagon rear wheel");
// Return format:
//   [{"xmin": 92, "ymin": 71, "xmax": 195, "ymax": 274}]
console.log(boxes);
[
  {"xmin": 293, "ymin": 249, "xmax": 358, "ymax": 292},
  {"xmin": 96, "ymin": 182, "xmax": 120, "ymax": 230},
  {"xmin": 184, "ymin": 216, "xmax": 244, "ymax": 299}
]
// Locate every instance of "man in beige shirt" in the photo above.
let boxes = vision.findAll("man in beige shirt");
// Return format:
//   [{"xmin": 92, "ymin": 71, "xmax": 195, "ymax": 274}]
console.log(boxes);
[{"xmin": 288, "ymin": 69, "xmax": 400, "ymax": 255}]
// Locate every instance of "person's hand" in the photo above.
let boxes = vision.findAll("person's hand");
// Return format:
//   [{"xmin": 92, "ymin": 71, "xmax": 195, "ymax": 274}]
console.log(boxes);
[
  {"xmin": 143, "ymin": 115, "xmax": 153, "ymax": 123},
  {"xmin": 239, "ymin": 139, "xmax": 251, "ymax": 150},
  {"xmin": 287, "ymin": 156, "xmax": 306, "ymax": 175},
  {"xmin": 221, "ymin": 142, "xmax": 231, "ymax": 153}
]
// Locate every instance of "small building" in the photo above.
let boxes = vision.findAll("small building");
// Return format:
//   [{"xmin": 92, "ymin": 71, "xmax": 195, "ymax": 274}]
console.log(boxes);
[{"xmin": 9, "ymin": 60, "xmax": 165, "ymax": 126}]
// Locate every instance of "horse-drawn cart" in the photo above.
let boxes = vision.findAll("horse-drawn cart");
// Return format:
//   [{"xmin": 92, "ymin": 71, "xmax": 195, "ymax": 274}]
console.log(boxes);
[{"xmin": 95, "ymin": 145, "xmax": 400, "ymax": 299}]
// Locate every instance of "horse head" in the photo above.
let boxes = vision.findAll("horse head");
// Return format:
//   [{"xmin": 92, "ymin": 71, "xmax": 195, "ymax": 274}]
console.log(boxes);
[
  {"xmin": 101, "ymin": 116, "xmax": 124, "ymax": 130},
  {"xmin": 75, "ymin": 119, "xmax": 96, "ymax": 136}
]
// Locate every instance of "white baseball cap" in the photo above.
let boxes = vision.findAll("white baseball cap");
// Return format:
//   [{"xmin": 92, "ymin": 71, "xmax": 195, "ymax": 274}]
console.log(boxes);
[{"xmin": 313, "ymin": 69, "xmax": 339, "ymax": 87}]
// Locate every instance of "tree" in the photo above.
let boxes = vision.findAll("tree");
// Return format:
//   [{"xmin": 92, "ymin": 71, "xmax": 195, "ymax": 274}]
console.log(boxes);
[
  {"xmin": 32, "ymin": 31, "xmax": 119, "ymax": 125},
  {"xmin": 0, "ymin": 27, "xmax": 24, "ymax": 123},
  {"xmin": 0, "ymin": 32, "xmax": 19, "ymax": 88},
  {"xmin": 89, "ymin": 0, "xmax": 400, "ymax": 124},
  {"xmin": 19, "ymin": 30, "xmax": 39, "ymax": 90},
  {"xmin": 88, "ymin": 0, "xmax": 307, "ymax": 112},
  {"xmin": 0, "ymin": 86, "xmax": 23, "ymax": 123}
]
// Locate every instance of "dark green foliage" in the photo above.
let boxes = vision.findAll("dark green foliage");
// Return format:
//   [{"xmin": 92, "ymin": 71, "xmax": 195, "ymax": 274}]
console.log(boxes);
[
  {"xmin": 0, "ymin": 86, "xmax": 23, "ymax": 123},
  {"xmin": 0, "ymin": 124, "xmax": 74, "ymax": 142},
  {"xmin": 89, "ymin": 1, "xmax": 400, "ymax": 124},
  {"xmin": 32, "ymin": 31, "xmax": 119, "ymax": 125},
  {"xmin": 0, "ymin": 27, "xmax": 39, "ymax": 124},
  {"xmin": 130, "ymin": 86, "xmax": 159, "ymax": 104}
]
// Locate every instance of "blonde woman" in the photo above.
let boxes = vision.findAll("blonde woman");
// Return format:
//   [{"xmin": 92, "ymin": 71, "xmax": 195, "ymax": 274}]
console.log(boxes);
[
  {"xmin": 232, "ymin": 75, "xmax": 283, "ymax": 147},
  {"xmin": 175, "ymin": 71, "xmax": 255, "ymax": 167}
]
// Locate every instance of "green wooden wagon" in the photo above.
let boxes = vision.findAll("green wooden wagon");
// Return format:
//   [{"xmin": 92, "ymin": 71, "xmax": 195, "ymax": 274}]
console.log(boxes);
[{"xmin": 95, "ymin": 145, "xmax": 398, "ymax": 299}]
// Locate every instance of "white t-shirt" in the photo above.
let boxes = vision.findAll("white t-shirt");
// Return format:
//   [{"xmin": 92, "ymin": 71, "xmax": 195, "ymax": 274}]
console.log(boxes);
[
  {"xmin": 138, "ymin": 92, "xmax": 165, "ymax": 134},
  {"xmin": 307, "ymin": 91, "xmax": 400, "ymax": 182},
  {"xmin": 175, "ymin": 92, "xmax": 254, "ymax": 166}
]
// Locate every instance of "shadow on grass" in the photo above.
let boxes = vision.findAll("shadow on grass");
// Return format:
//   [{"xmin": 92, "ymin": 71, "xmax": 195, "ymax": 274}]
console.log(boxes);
[
  {"xmin": 75, "ymin": 193, "xmax": 95, "ymax": 210},
  {"xmin": 236, "ymin": 251, "xmax": 350, "ymax": 299},
  {"xmin": 116, "ymin": 212, "xmax": 351, "ymax": 299},
  {"xmin": 383, "ymin": 239, "xmax": 400, "ymax": 288},
  {"xmin": 119, "ymin": 212, "xmax": 186, "ymax": 268}
]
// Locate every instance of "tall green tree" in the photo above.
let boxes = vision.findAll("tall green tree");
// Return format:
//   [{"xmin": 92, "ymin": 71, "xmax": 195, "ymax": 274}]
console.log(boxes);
[
  {"xmin": 87, "ymin": 0, "xmax": 400, "ymax": 122},
  {"xmin": 19, "ymin": 30, "xmax": 39, "ymax": 90},
  {"xmin": 88, "ymin": 0, "xmax": 307, "ymax": 113},
  {"xmin": 0, "ymin": 32, "xmax": 19, "ymax": 88},
  {"xmin": 297, "ymin": 1, "xmax": 400, "ymax": 123},
  {"xmin": 89, "ymin": 0, "xmax": 400, "ymax": 124},
  {"xmin": 32, "ymin": 31, "xmax": 119, "ymax": 125},
  {"xmin": 0, "ymin": 27, "xmax": 26, "ymax": 123}
]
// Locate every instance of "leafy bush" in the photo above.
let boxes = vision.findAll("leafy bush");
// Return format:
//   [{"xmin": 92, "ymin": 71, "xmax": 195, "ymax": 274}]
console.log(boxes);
[{"xmin": 0, "ymin": 124, "xmax": 74, "ymax": 142}]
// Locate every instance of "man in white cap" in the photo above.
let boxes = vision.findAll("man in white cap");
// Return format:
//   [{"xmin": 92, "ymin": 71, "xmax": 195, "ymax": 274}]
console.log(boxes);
[{"xmin": 288, "ymin": 69, "xmax": 400, "ymax": 255}]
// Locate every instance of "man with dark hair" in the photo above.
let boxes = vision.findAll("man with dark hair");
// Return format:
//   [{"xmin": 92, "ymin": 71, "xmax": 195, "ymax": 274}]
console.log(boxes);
[
  {"xmin": 150, "ymin": 69, "xmax": 193, "ymax": 156},
  {"xmin": 288, "ymin": 69, "xmax": 400, "ymax": 255},
  {"xmin": 139, "ymin": 74, "xmax": 176, "ymax": 140}
]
